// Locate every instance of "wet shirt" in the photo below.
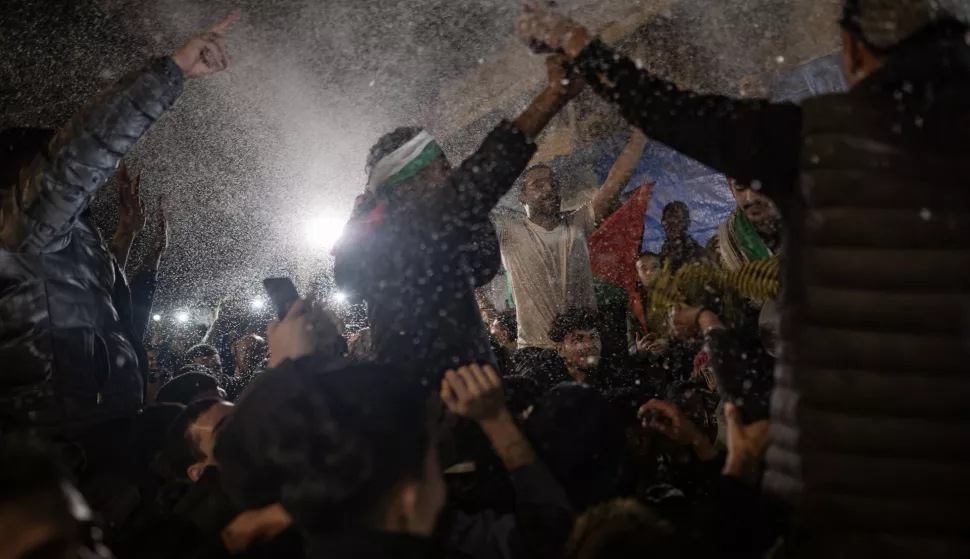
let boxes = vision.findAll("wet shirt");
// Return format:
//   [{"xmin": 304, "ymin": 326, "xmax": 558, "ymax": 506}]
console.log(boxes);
[{"xmin": 495, "ymin": 205, "xmax": 597, "ymax": 349}]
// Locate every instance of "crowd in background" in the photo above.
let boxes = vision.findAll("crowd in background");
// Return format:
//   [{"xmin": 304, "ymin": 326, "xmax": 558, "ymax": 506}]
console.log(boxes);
[{"xmin": 2, "ymin": 1, "xmax": 970, "ymax": 558}]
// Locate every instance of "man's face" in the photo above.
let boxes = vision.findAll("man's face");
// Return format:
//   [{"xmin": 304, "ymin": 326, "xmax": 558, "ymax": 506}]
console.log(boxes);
[
  {"xmin": 519, "ymin": 167, "xmax": 561, "ymax": 216},
  {"xmin": 557, "ymin": 329, "xmax": 602, "ymax": 373},
  {"xmin": 730, "ymin": 180, "xmax": 782, "ymax": 235},
  {"xmin": 188, "ymin": 401, "xmax": 234, "ymax": 471},
  {"xmin": 661, "ymin": 206, "xmax": 689, "ymax": 239},
  {"xmin": 191, "ymin": 354, "xmax": 222, "ymax": 375},
  {"xmin": 636, "ymin": 254, "xmax": 662, "ymax": 289}
]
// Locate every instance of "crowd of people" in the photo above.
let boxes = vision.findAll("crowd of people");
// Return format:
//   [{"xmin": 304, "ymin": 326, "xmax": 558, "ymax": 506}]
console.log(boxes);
[{"xmin": 2, "ymin": 0, "xmax": 969, "ymax": 557}]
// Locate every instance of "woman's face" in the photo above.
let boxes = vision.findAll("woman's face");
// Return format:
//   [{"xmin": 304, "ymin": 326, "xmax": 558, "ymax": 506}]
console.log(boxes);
[{"xmin": 636, "ymin": 255, "xmax": 662, "ymax": 289}]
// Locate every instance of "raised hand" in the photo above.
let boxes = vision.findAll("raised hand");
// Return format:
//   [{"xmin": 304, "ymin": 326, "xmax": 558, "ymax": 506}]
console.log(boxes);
[
  {"xmin": 546, "ymin": 54, "xmax": 585, "ymax": 99},
  {"xmin": 116, "ymin": 162, "xmax": 146, "ymax": 235},
  {"xmin": 148, "ymin": 196, "xmax": 169, "ymax": 267},
  {"xmin": 635, "ymin": 333, "xmax": 669, "ymax": 356},
  {"xmin": 441, "ymin": 364, "xmax": 505, "ymax": 423},
  {"xmin": 638, "ymin": 399, "xmax": 717, "ymax": 460},
  {"xmin": 266, "ymin": 295, "xmax": 343, "ymax": 368},
  {"xmin": 516, "ymin": 1, "xmax": 591, "ymax": 58},
  {"xmin": 173, "ymin": 11, "xmax": 240, "ymax": 79}
]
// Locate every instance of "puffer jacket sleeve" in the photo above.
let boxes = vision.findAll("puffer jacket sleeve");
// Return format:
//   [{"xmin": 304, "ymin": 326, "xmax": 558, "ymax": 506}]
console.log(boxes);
[{"xmin": 0, "ymin": 57, "xmax": 185, "ymax": 253}]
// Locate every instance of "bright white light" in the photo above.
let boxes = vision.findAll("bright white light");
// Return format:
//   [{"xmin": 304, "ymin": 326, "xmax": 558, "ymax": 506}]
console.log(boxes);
[
  {"xmin": 251, "ymin": 299, "xmax": 265, "ymax": 310},
  {"xmin": 176, "ymin": 312, "xmax": 189, "ymax": 323},
  {"xmin": 333, "ymin": 291, "xmax": 347, "ymax": 303},
  {"xmin": 152, "ymin": 314, "xmax": 161, "ymax": 322},
  {"xmin": 304, "ymin": 216, "xmax": 346, "ymax": 250}
]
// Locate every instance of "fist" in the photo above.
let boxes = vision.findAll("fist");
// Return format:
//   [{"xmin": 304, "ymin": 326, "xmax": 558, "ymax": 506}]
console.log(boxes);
[{"xmin": 173, "ymin": 11, "xmax": 239, "ymax": 79}]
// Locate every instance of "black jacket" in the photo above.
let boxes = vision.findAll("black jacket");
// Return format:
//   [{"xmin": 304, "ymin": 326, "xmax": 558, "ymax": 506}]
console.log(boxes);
[
  {"xmin": 575, "ymin": 34, "xmax": 970, "ymax": 556},
  {"xmin": 0, "ymin": 57, "xmax": 185, "ymax": 436},
  {"xmin": 334, "ymin": 122, "xmax": 535, "ymax": 381}
]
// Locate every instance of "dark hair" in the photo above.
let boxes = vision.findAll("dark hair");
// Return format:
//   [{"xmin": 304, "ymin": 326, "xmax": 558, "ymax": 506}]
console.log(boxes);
[
  {"xmin": 566, "ymin": 498, "xmax": 674, "ymax": 559},
  {"xmin": 840, "ymin": 0, "xmax": 969, "ymax": 55},
  {"xmin": 248, "ymin": 360, "xmax": 433, "ymax": 532},
  {"xmin": 133, "ymin": 402, "xmax": 186, "ymax": 468},
  {"xmin": 0, "ymin": 127, "xmax": 55, "ymax": 190},
  {"xmin": 524, "ymin": 384, "xmax": 629, "ymax": 509},
  {"xmin": 154, "ymin": 398, "xmax": 224, "ymax": 481},
  {"xmin": 496, "ymin": 310, "xmax": 518, "ymax": 341},
  {"xmin": 184, "ymin": 344, "xmax": 219, "ymax": 363},
  {"xmin": 549, "ymin": 308, "xmax": 600, "ymax": 344},
  {"xmin": 156, "ymin": 372, "xmax": 221, "ymax": 406},
  {"xmin": 636, "ymin": 250, "xmax": 659, "ymax": 261},
  {"xmin": 366, "ymin": 126, "xmax": 422, "ymax": 174},
  {"xmin": 661, "ymin": 201, "xmax": 689, "ymax": 220}
]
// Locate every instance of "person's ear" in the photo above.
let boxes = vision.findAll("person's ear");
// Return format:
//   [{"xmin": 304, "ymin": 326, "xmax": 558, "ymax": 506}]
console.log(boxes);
[{"xmin": 187, "ymin": 462, "xmax": 205, "ymax": 482}]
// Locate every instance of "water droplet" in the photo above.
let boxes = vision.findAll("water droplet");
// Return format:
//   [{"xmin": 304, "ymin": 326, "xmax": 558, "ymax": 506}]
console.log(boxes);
[
  {"xmin": 775, "ymin": 55, "xmax": 785, "ymax": 64},
  {"xmin": 920, "ymin": 208, "xmax": 932, "ymax": 221}
]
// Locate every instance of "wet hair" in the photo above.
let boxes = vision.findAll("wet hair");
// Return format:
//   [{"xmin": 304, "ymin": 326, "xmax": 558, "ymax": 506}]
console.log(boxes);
[
  {"xmin": 565, "ymin": 498, "xmax": 675, "ymax": 559},
  {"xmin": 0, "ymin": 127, "xmax": 54, "ymax": 189},
  {"xmin": 635, "ymin": 250, "xmax": 660, "ymax": 263},
  {"xmin": 253, "ymin": 360, "xmax": 433, "ymax": 532},
  {"xmin": 366, "ymin": 126, "xmax": 422, "ymax": 174},
  {"xmin": 495, "ymin": 310, "xmax": 518, "ymax": 341},
  {"xmin": 549, "ymin": 308, "xmax": 600, "ymax": 344},
  {"xmin": 661, "ymin": 201, "xmax": 689, "ymax": 220},
  {"xmin": 133, "ymin": 402, "xmax": 186, "ymax": 469},
  {"xmin": 156, "ymin": 372, "xmax": 220, "ymax": 406},
  {"xmin": 184, "ymin": 344, "xmax": 219, "ymax": 363},
  {"xmin": 154, "ymin": 398, "xmax": 224, "ymax": 481}
]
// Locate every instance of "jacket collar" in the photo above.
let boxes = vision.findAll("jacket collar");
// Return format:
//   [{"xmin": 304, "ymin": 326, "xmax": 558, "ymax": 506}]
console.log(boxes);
[{"xmin": 854, "ymin": 37, "xmax": 970, "ymax": 95}]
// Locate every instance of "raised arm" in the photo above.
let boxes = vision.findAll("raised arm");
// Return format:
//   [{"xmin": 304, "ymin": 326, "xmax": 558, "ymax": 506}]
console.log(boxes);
[
  {"xmin": 517, "ymin": 6, "xmax": 801, "ymax": 205},
  {"xmin": 443, "ymin": 55, "xmax": 585, "ymax": 223},
  {"xmin": 0, "ymin": 12, "xmax": 238, "ymax": 253},
  {"xmin": 591, "ymin": 129, "xmax": 648, "ymax": 224}
]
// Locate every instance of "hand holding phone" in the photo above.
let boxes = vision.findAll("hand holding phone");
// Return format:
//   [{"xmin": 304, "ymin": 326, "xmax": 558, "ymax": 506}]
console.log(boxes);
[{"xmin": 263, "ymin": 278, "xmax": 300, "ymax": 320}]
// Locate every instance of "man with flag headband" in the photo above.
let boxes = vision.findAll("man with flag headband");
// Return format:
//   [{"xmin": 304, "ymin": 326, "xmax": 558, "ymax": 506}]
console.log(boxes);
[{"xmin": 333, "ymin": 55, "xmax": 585, "ymax": 382}]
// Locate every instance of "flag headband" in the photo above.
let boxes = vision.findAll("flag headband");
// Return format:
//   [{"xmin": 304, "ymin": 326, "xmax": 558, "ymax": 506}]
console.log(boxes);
[{"xmin": 365, "ymin": 130, "xmax": 443, "ymax": 194}]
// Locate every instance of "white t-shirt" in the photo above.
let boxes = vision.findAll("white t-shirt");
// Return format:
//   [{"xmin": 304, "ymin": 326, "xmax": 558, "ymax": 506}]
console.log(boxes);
[{"xmin": 494, "ymin": 205, "xmax": 598, "ymax": 349}]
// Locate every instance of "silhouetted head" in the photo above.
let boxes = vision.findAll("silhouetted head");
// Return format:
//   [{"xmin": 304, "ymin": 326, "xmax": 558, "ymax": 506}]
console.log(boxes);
[{"xmin": 661, "ymin": 201, "xmax": 690, "ymax": 240}]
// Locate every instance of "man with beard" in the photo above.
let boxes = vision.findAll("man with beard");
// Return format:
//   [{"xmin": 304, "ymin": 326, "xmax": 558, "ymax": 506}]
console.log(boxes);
[
  {"xmin": 706, "ymin": 178, "xmax": 783, "ymax": 272},
  {"xmin": 496, "ymin": 131, "xmax": 647, "ymax": 370}
]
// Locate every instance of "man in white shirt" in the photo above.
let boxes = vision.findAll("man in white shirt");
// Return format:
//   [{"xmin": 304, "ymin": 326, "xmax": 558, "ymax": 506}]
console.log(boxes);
[{"xmin": 492, "ymin": 130, "xmax": 647, "ymax": 371}]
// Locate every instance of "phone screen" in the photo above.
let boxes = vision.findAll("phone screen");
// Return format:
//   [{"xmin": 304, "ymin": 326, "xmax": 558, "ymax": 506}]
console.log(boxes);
[{"xmin": 262, "ymin": 278, "xmax": 300, "ymax": 320}]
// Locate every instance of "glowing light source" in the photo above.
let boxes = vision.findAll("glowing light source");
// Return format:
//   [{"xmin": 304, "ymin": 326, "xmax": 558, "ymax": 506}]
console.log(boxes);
[
  {"xmin": 304, "ymin": 216, "xmax": 346, "ymax": 250},
  {"xmin": 333, "ymin": 291, "xmax": 347, "ymax": 303},
  {"xmin": 176, "ymin": 312, "xmax": 190, "ymax": 323},
  {"xmin": 152, "ymin": 314, "xmax": 161, "ymax": 322},
  {"xmin": 251, "ymin": 298, "xmax": 265, "ymax": 310}
]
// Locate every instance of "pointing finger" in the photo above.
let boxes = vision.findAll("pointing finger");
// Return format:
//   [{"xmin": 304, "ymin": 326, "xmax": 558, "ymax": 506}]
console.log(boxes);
[{"xmin": 210, "ymin": 10, "xmax": 240, "ymax": 34}]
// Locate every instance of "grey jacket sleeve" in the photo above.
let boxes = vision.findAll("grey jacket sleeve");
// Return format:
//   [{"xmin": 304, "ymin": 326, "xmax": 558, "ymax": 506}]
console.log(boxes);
[{"xmin": 0, "ymin": 57, "xmax": 185, "ymax": 253}]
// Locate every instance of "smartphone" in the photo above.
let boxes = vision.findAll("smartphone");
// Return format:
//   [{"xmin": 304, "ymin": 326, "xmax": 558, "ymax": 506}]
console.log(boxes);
[{"xmin": 263, "ymin": 277, "xmax": 300, "ymax": 320}]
